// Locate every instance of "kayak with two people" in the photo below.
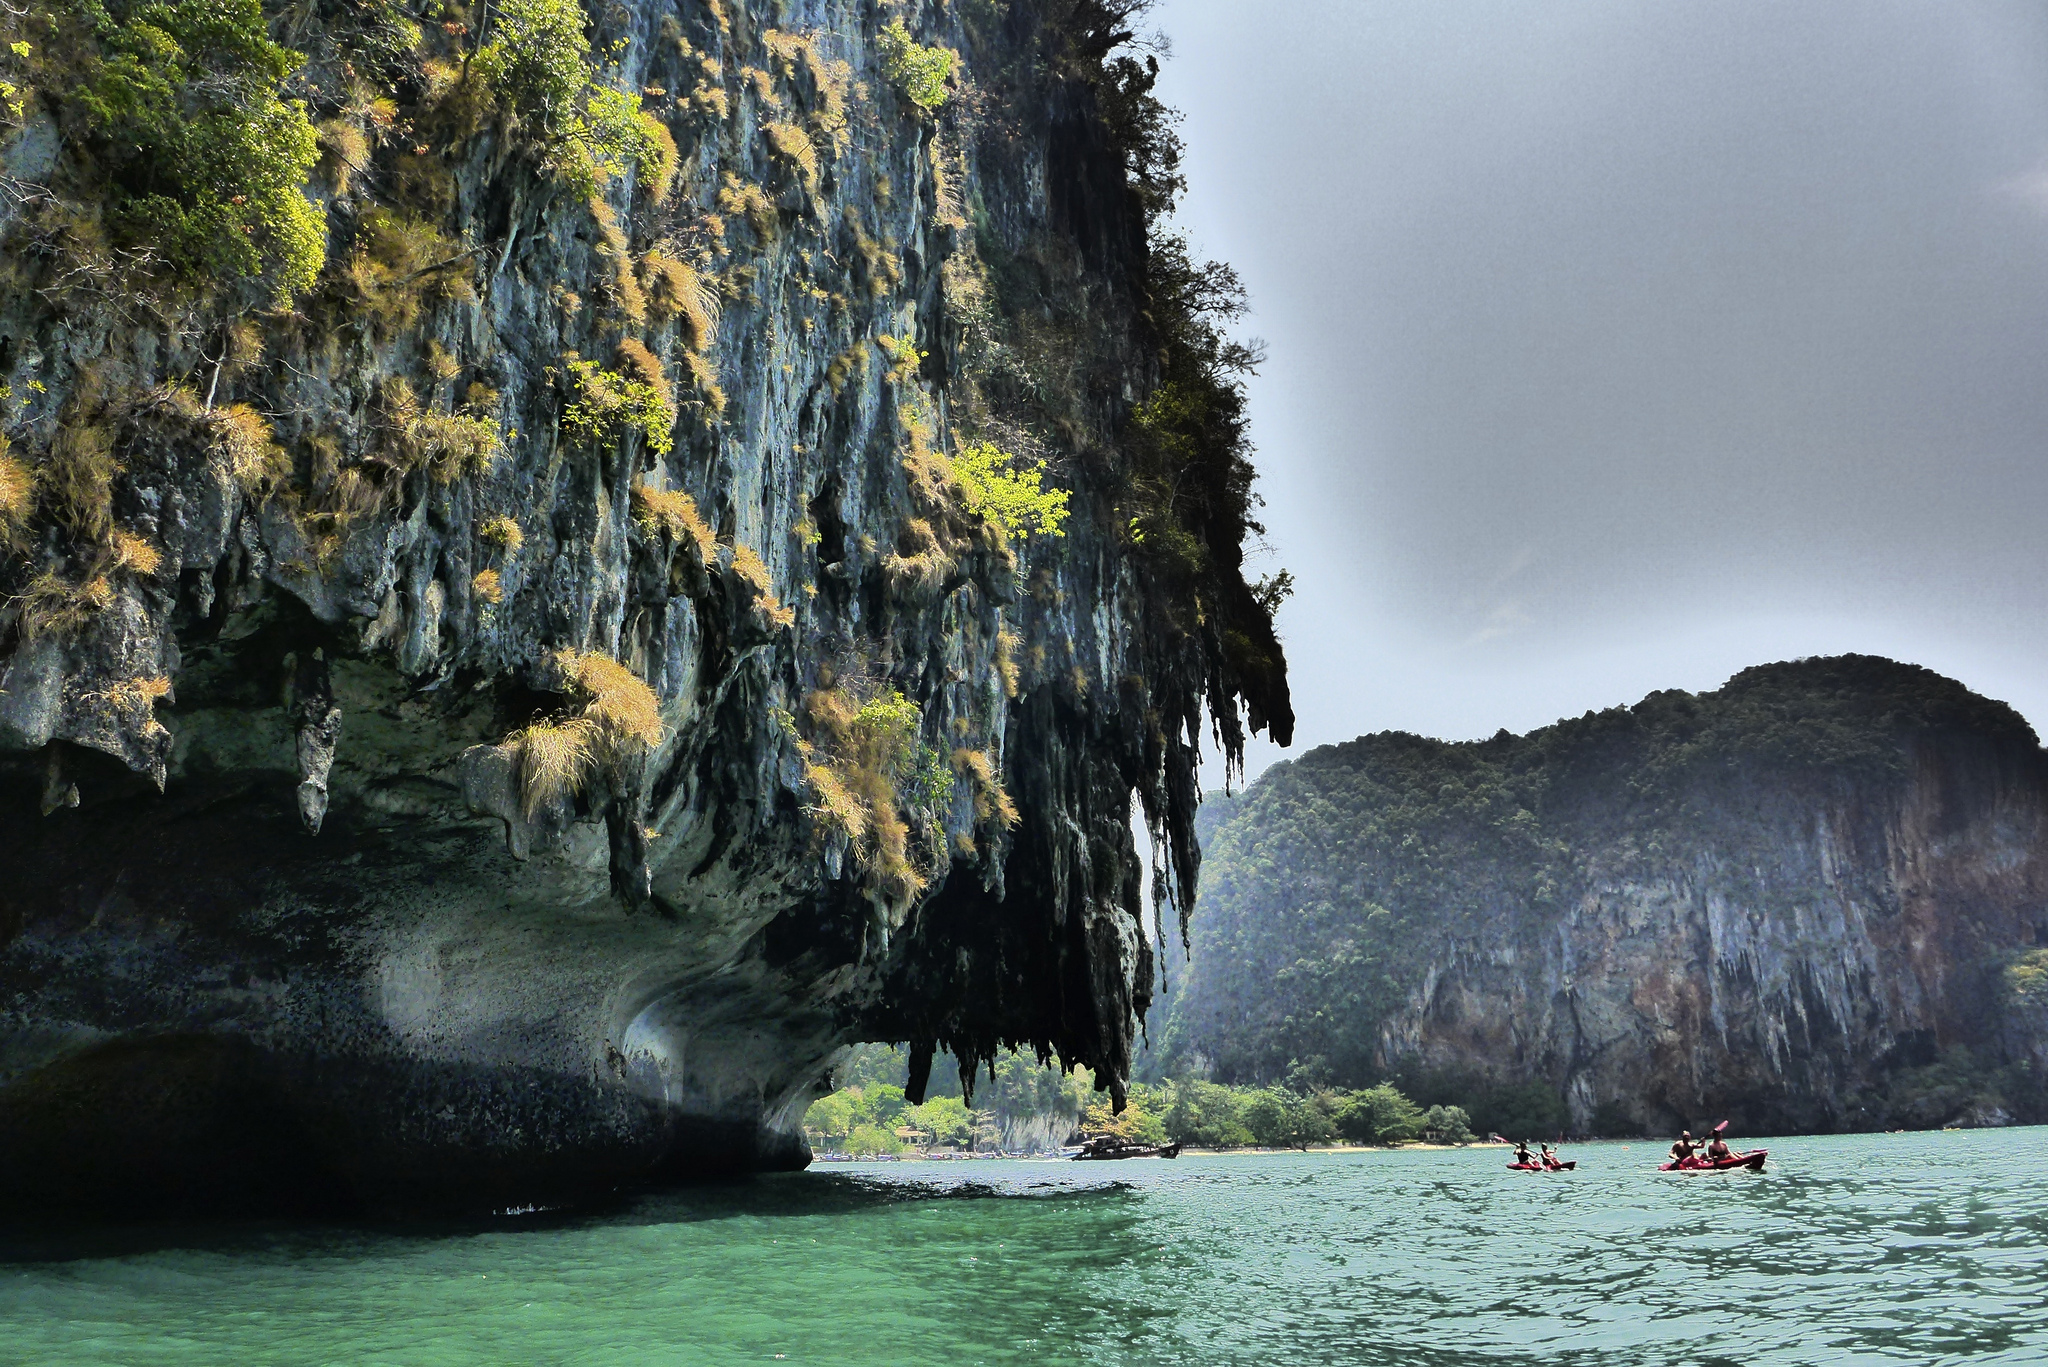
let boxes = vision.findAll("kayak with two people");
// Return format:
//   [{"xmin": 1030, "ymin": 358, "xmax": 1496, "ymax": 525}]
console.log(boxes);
[
  {"xmin": 1507, "ymin": 1139, "xmax": 1576, "ymax": 1172},
  {"xmin": 1660, "ymin": 1121, "xmax": 1767, "ymax": 1172}
]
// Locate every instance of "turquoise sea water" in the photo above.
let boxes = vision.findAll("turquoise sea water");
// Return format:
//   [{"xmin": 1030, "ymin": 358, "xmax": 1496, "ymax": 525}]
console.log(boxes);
[{"xmin": 3, "ymin": 1128, "xmax": 2045, "ymax": 1366}]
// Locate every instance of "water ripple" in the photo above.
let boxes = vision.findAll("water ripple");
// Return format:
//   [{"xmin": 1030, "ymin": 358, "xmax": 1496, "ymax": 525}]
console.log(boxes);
[{"xmin": 1, "ymin": 1131, "xmax": 2045, "ymax": 1364}]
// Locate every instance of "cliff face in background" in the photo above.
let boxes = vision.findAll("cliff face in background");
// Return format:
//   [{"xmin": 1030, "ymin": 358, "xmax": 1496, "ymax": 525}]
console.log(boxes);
[
  {"xmin": 0, "ymin": 0, "xmax": 1288, "ymax": 1215},
  {"xmin": 1165, "ymin": 658, "xmax": 2048, "ymax": 1135}
]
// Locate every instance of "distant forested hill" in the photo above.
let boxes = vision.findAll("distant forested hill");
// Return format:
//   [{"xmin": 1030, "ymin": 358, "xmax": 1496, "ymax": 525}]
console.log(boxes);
[{"xmin": 1160, "ymin": 656, "xmax": 2048, "ymax": 1135}]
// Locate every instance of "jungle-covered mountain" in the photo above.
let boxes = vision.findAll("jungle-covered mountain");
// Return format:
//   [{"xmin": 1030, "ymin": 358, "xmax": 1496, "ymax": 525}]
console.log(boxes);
[{"xmin": 1162, "ymin": 656, "xmax": 2048, "ymax": 1135}]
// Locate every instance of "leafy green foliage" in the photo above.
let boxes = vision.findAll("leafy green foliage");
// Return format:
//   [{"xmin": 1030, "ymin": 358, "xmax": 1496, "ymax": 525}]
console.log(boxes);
[
  {"xmin": 1422, "ymin": 1104, "xmax": 1475, "ymax": 1143},
  {"xmin": 1151, "ymin": 1077, "xmax": 1454, "ymax": 1150},
  {"xmin": 1121, "ymin": 223, "xmax": 1292, "ymax": 757},
  {"xmin": 73, "ymin": 0, "xmax": 323, "ymax": 299},
  {"xmin": 560, "ymin": 354, "xmax": 675, "ymax": 456},
  {"xmin": 804, "ymin": 1084, "xmax": 912, "ymax": 1155},
  {"xmin": 803, "ymin": 1045, "xmax": 1474, "ymax": 1152},
  {"xmin": 876, "ymin": 19, "xmax": 952, "ymax": 110},
  {"xmin": 472, "ymin": 0, "xmax": 587, "ymax": 128},
  {"xmin": 3, "ymin": 39, "xmax": 32, "ymax": 122},
  {"xmin": 978, "ymin": 1050, "xmax": 1094, "ymax": 1124},
  {"xmin": 1241, "ymin": 1087, "xmax": 1336, "ymax": 1150},
  {"xmin": 900, "ymin": 1095, "xmax": 973, "ymax": 1147},
  {"xmin": 1333, "ymin": 1084, "xmax": 1422, "ymax": 1145},
  {"xmin": 804, "ymin": 1045, "xmax": 1094, "ymax": 1153},
  {"xmin": 852, "ymin": 689, "xmax": 921, "ymax": 745},
  {"xmin": 472, "ymin": 0, "xmax": 669, "ymax": 195},
  {"xmin": 571, "ymin": 87, "xmax": 670, "ymax": 196},
  {"xmin": 854, "ymin": 690, "xmax": 955, "ymax": 822},
  {"xmin": 1161, "ymin": 1080, "xmax": 1254, "ymax": 1148},
  {"xmin": 2007, "ymin": 949, "xmax": 2048, "ymax": 1002},
  {"xmin": 1251, "ymin": 569, "xmax": 1294, "ymax": 616},
  {"xmin": 1053, "ymin": 11, "xmax": 1289, "ymax": 748},
  {"xmin": 954, "ymin": 441, "xmax": 1070, "ymax": 542},
  {"xmin": 1163, "ymin": 656, "xmax": 2039, "ymax": 1098},
  {"xmin": 876, "ymin": 333, "xmax": 925, "ymax": 383},
  {"xmin": 1081, "ymin": 1090, "xmax": 1169, "ymax": 1144}
]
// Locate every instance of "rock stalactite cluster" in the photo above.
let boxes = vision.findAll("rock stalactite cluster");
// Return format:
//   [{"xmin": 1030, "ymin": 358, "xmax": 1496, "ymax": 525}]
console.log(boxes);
[{"xmin": 0, "ymin": 0, "xmax": 1288, "ymax": 1215}]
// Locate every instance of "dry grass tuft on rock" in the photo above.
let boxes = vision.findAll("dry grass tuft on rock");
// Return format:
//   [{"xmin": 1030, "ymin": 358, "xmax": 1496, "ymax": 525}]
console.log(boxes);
[
  {"xmin": 111, "ymin": 531, "xmax": 164, "ymax": 578},
  {"xmin": 730, "ymin": 541, "xmax": 773, "ymax": 595},
  {"xmin": 346, "ymin": 210, "xmax": 478, "ymax": 336},
  {"xmin": 883, "ymin": 517, "xmax": 955, "ymax": 593},
  {"xmin": 317, "ymin": 118, "xmax": 371, "ymax": 196},
  {"xmin": 681, "ymin": 352, "xmax": 727, "ymax": 419},
  {"xmin": 718, "ymin": 174, "xmax": 778, "ymax": 241},
  {"xmin": 0, "ymin": 447, "xmax": 33, "ymax": 549},
  {"xmin": 641, "ymin": 251, "xmax": 719, "ymax": 351},
  {"xmin": 995, "ymin": 629, "xmax": 1022, "ymax": 698},
  {"xmin": 558, "ymin": 650, "xmax": 665, "ymax": 751},
  {"xmin": 109, "ymin": 675, "xmax": 173, "ymax": 732},
  {"xmin": 641, "ymin": 119, "xmax": 680, "ymax": 203},
  {"xmin": 213, "ymin": 404, "xmax": 290, "ymax": 496},
  {"xmin": 589, "ymin": 199, "xmax": 648, "ymax": 324},
  {"xmin": 952, "ymin": 747, "xmax": 1019, "ymax": 828},
  {"xmin": 39, "ymin": 423, "xmax": 118, "ymax": 541},
  {"xmin": 379, "ymin": 377, "xmax": 504, "ymax": 483},
  {"xmin": 763, "ymin": 121, "xmax": 819, "ymax": 197},
  {"xmin": 796, "ymin": 687, "xmax": 952, "ymax": 901},
  {"xmin": 514, "ymin": 716, "xmax": 598, "ymax": 818},
  {"xmin": 16, "ymin": 571, "xmax": 115, "ymax": 641},
  {"xmin": 630, "ymin": 483, "xmax": 715, "ymax": 560},
  {"xmin": 614, "ymin": 338, "xmax": 675, "ymax": 416},
  {"xmin": 729, "ymin": 541, "xmax": 796, "ymax": 627}
]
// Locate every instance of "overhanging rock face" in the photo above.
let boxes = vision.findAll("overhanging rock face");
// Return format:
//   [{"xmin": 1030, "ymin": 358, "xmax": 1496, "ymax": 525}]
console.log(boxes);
[{"xmin": 0, "ymin": 0, "xmax": 1289, "ymax": 1215}]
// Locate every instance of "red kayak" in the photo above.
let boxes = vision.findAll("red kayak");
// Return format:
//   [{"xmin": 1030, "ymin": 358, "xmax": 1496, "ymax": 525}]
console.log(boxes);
[
  {"xmin": 1506, "ymin": 1161, "xmax": 1577, "ymax": 1171},
  {"xmin": 1659, "ymin": 1149, "xmax": 1767, "ymax": 1172}
]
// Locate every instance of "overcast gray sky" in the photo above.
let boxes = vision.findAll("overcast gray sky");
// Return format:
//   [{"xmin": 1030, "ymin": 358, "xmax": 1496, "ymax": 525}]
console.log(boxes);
[{"xmin": 1151, "ymin": 0, "xmax": 2048, "ymax": 783}]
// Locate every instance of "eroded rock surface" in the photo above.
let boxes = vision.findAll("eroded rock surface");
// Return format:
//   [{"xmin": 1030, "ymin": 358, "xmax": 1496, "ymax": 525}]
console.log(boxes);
[{"xmin": 0, "ymin": 0, "xmax": 1288, "ymax": 1215}]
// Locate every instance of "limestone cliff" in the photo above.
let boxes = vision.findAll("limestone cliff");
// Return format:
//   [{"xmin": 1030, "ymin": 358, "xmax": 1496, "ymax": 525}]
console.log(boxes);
[
  {"xmin": 1165, "ymin": 657, "xmax": 2048, "ymax": 1135},
  {"xmin": 0, "ymin": 0, "xmax": 1289, "ymax": 1215}
]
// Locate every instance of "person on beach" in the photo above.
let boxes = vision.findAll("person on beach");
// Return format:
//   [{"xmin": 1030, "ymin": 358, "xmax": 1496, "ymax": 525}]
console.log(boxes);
[{"xmin": 1668, "ymin": 1130, "xmax": 1698, "ymax": 1167}]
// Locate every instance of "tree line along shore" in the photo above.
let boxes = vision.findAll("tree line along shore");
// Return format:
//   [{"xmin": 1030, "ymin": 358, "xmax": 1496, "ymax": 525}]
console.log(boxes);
[{"xmin": 802, "ymin": 1046, "xmax": 1584, "ymax": 1157}]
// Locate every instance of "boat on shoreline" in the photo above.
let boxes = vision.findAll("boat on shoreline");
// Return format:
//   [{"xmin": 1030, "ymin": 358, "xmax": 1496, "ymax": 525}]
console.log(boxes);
[{"xmin": 1068, "ymin": 1136, "xmax": 1183, "ymax": 1161}]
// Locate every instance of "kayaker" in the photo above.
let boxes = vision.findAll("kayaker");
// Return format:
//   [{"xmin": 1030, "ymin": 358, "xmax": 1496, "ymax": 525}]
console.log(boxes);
[
  {"xmin": 1539, "ymin": 1143, "xmax": 1562, "ymax": 1169},
  {"xmin": 1668, "ymin": 1130, "xmax": 1698, "ymax": 1166},
  {"xmin": 1704, "ymin": 1130, "xmax": 1734, "ymax": 1164},
  {"xmin": 1514, "ymin": 1140, "xmax": 1535, "ymax": 1167}
]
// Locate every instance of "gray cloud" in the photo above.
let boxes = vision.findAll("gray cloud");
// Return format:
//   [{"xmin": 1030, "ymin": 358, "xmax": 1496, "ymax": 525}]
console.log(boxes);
[{"xmin": 1152, "ymin": 0, "xmax": 2048, "ymax": 781}]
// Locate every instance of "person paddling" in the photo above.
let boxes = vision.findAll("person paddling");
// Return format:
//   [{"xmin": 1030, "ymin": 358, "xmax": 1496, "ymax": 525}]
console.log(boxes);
[
  {"xmin": 1668, "ymin": 1130, "xmax": 1698, "ymax": 1168},
  {"xmin": 1539, "ymin": 1142, "xmax": 1563, "ymax": 1170},
  {"xmin": 1514, "ymin": 1139, "xmax": 1536, "ymax": 1167},
  {"xmin": 1704, "ymin": 1124, "xmax": 1735, "ymax": 1165}
]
